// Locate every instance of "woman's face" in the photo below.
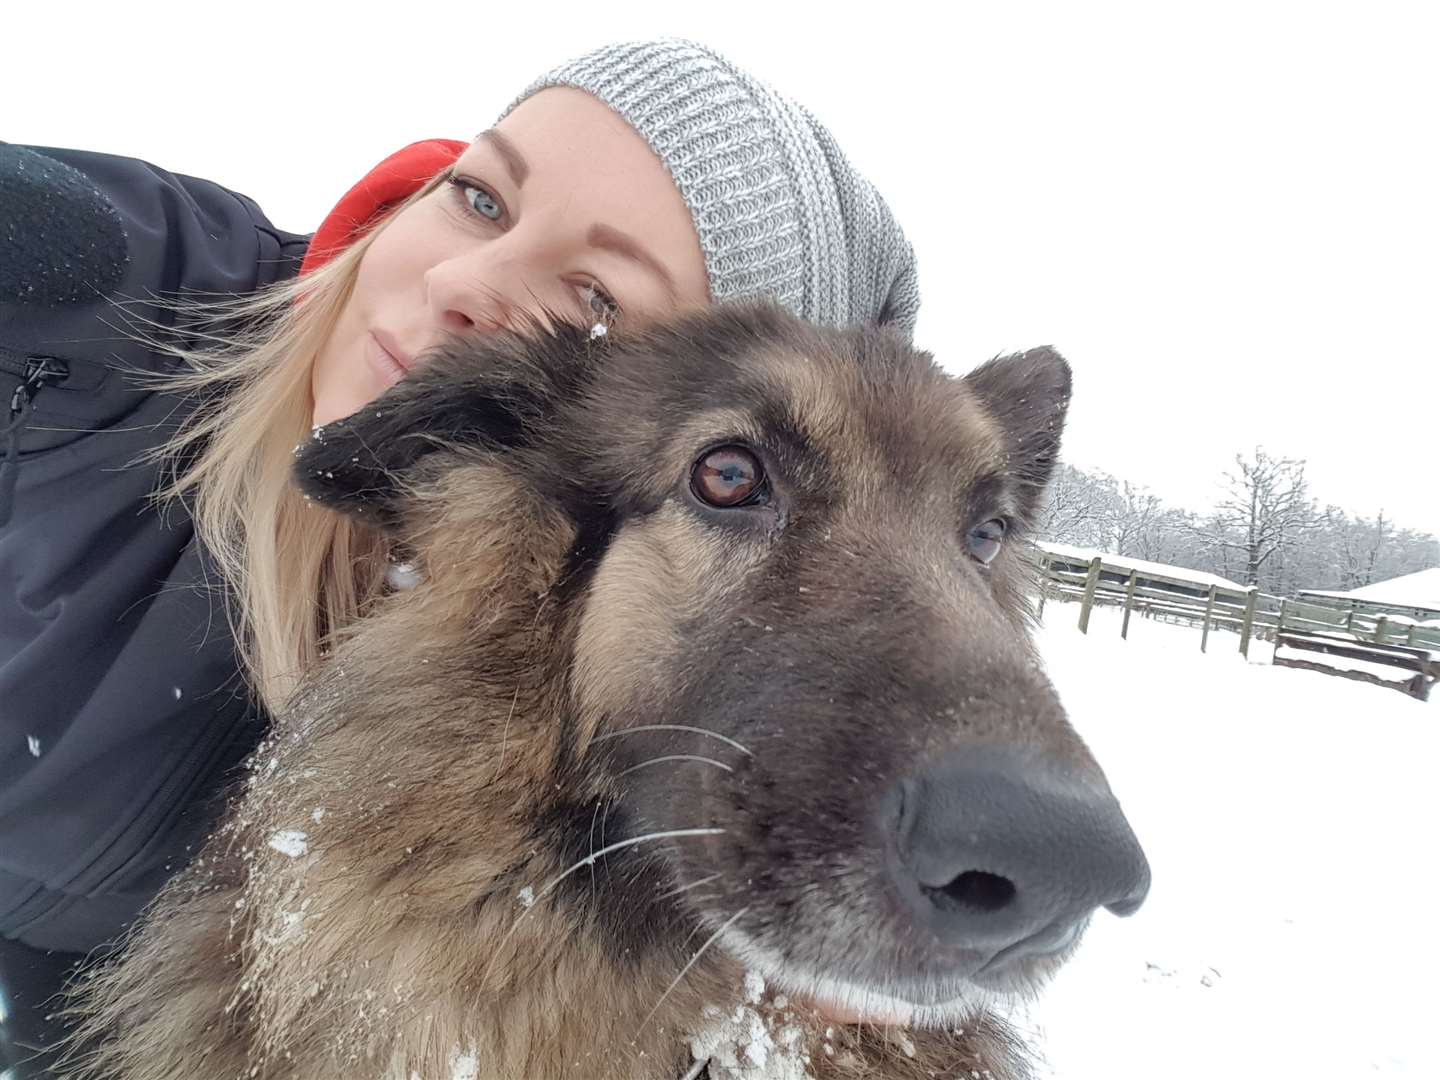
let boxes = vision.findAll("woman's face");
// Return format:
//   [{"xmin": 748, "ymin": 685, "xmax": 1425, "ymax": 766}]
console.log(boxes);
[{"xmin": 311, "ymin": 87, "xmax": 711, "ymax": 427}]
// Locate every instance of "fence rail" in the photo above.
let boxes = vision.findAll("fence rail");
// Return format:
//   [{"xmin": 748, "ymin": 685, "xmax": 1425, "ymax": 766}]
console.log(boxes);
[{"xmin": 1031, "ymin": 549, "xmax": 1440, "ymax": 699}]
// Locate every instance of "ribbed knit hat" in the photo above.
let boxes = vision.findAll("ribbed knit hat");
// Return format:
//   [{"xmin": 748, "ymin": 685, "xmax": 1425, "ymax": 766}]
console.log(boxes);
[{"xmin": 500, "ymin": 38, "xmax": 921, "ymax": 340}]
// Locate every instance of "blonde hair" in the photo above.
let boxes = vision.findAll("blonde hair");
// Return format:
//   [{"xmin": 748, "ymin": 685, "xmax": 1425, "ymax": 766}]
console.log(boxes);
[{"xmin": 140, "ymin": 175, "xmax": 448, "ymax": 712}]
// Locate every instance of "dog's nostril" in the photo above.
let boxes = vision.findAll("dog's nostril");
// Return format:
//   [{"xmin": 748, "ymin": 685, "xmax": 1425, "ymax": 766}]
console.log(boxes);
[{"xmin": 926, "ymin": 870, "xmax": 1016, "ymax": 914}]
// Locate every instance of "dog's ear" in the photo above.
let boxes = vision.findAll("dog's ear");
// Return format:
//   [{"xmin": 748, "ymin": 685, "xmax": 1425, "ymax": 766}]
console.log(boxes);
[
  {"xmin": 295, "ymin": 320, "xmax": 598, "ymax": 528},
  {"xmin": 962, "ymin": 346, "xmax": 1072, "ymax": 525}
]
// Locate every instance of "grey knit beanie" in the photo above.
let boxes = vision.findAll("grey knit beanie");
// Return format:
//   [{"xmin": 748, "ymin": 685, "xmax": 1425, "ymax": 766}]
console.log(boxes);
[{"xmin": 499, "ymin": 38, "xmax": 921, "ymax": 340}]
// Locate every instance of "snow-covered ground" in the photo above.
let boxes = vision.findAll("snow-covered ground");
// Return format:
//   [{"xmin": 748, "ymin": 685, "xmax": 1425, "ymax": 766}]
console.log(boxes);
[{"xmin": 1023, "ymin": 603, "xmax": 1437, "ymax": 1079}]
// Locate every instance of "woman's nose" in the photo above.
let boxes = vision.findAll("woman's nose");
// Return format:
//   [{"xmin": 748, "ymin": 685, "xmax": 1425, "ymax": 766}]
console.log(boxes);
[{"xmin": 424, "ymin": 244, "xmax": 547, "ymax": 335}]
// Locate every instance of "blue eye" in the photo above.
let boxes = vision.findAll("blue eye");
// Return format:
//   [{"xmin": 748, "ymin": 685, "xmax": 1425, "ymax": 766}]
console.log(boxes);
[
  {"xmin": 448, "ymin": 175, "xmax": 503, "ymax": 221},
  {"xmin": 967, "ymin": 519, "xmax": 1006, "ymax": 564},
  {"xmin": 582, "ymin": 282, "xmax": 620, "ymax": 323},
  {"xmin": 465, "ymin": 184, "xmax": 502, "ymax": 221}
]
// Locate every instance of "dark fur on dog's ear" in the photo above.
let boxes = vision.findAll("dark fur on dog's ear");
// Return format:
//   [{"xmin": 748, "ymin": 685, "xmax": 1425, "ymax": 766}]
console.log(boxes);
[
  {"xmin": 295, "ymin": 317, "xmax": 600, "ymax": 528},
  {"xmin": 962, "ymin": 346, "xmax": 1072, "ymax": 525}
]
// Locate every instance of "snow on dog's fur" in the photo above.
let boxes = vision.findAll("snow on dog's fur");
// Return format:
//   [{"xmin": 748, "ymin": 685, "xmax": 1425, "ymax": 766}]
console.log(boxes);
[{"xmin": 63, "ymin": 303, "xmax": 1146, "ymax": 1079}]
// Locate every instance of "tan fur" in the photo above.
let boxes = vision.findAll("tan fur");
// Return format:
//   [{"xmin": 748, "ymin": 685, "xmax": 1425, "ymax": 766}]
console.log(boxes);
[{"xmin": 575, "ymin": 504, "xmax": 766, "ymax": 726}]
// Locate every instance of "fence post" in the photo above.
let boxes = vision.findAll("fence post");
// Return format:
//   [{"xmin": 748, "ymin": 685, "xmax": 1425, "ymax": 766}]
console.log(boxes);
[
  {"xmin": 1273, "ymin": 597, "xmax": 1288, "ymax": 663},
  {"xmin": 1407, "ymin": 624, "xmax": 1418, "ymax": 646},
  {"xmin": 1036, "ymin": 555, "xmax": 1049, "ymax": 620},
  {"xmin": 1239, "ymin": 587, "xmax": 1259, "ymax": 658},
  {"xmin": 1200, "ymin": 584, "xmax": 1218, "ymax": 653},
  {"xmin": 1121, "ymin": 570, "xmax": 1139, "ymax": 640},
  {"xmin": 1344, "ymin": 606, "xmax": 1355, "ymax": 634},
  {"xmin": 1374, "ymin": 615, "xmax": 1389, "ymax": 644},
  {"xmin": 1078, "ymin": 556, "xmax": 1103, "ymax": 635}
]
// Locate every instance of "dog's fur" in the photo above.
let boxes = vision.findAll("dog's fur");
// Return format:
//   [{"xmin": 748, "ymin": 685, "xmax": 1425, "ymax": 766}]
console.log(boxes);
[{"xmin": 65, "ymin": 303, "xmax": 1117, "ymax": 1079}]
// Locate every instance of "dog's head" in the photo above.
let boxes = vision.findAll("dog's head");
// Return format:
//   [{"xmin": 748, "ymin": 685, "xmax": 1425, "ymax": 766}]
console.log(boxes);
[{"xmin": 297, "ymin": 302, "xmax": 1149, "ymax": 1029}]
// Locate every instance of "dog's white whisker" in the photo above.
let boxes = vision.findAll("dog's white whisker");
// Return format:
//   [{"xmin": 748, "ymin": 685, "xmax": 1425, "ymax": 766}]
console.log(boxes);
[
  {"xmin": 634, "ymin": 906, "xmax": 750, "ymax": 1041},
  {"xmin": 535, "ymin": 828, "xmax": 725, "ymax": 904},
  {"xmin": 618, "ymin": 754, "xmax": 733, "ymax": 777},
  {"xmin": 660, "ymin": 872, "xmax": 722, "ymax": 901},
  {"xmin": 492, "ymin": 682, "xmax": 520, "ymax": 781},
  {"xmin": 587, "ymin": 799, "xmax": 604, "ymax": 898},
  {"xmin": 591, "ymin": 724, "xmax": 754, "ymax": 757},
  {"xmin": 480, "ymin": 827, "xmax": 726, "ymax": 991}
]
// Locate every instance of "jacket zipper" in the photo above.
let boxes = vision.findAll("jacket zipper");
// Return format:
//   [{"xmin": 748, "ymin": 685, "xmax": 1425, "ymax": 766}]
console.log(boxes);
[
  {"xmin": 3, "ymin": 353, "xmax": 69, "ymax": 413},
  {"xmin": 0, "ymin": 353, "xmax": 70, "ymax": 527}
]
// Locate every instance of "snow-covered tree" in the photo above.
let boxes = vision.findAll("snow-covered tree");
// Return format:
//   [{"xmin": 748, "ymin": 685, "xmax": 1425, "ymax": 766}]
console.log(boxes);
[
  {"xmin": 1035, "ymin": 453, "xmax": 1436, "ymax": 595},
  {"xmin": 1210, "ymin": 448, "xmax": 1319, "ymax": 590}
]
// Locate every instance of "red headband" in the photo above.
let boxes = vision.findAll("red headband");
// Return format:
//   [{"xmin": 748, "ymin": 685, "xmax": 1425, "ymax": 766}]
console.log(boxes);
[{"xmin": 299, "ymin": 139, "xmax": 468, "ymax": 276}]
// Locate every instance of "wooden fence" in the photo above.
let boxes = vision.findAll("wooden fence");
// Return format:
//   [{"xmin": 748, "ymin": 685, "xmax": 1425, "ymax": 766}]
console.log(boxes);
[{"xmin": 1031, "ymin": 549, "xmax": 1440, "ymax": 699}]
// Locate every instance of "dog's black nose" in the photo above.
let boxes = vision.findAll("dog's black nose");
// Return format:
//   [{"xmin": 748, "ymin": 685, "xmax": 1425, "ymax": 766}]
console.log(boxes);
[{"xmin": 883, "ymin": 746, "xmax": 1150, "ymax": 973}]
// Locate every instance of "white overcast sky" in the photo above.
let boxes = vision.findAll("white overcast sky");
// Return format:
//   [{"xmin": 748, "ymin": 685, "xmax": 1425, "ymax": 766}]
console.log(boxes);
[{"xmin": 10, "ymin": 0, "xmax": 1438, "ymax": 537}]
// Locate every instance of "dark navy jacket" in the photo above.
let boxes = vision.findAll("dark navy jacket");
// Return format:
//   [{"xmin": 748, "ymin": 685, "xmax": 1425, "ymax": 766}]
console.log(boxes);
[{"xmin": 0, "ymin": 147, "xmax": 308, "ymax": 952}]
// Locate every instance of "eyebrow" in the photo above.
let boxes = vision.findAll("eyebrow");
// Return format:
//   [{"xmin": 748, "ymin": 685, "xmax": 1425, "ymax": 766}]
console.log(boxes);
[
  {"xmin": 475, "ymin": 129, "xmax": 681, "ymax": 304},
  {"xmin": 587, "ymin": 223, "xmax": 681, "ymax": 305},
  {"xmin": 477, "ymin": 129, "xmax": 529, "ymax": 187}
]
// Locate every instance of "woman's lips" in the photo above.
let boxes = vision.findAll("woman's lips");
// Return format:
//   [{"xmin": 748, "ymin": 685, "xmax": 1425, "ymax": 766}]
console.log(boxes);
[{"xmin": 366, "ymin": 331, "xmax": 411, "ymax": 389}]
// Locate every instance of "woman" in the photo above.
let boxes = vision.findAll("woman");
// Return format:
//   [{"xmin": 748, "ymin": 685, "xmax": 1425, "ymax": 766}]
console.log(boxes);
[{"xmin": 0, "ymin": 37, "xmax": 919, "ymax": 1074}]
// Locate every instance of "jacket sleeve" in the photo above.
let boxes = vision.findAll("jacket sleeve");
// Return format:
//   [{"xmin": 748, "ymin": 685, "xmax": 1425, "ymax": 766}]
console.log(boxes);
[
  {"xmin": 0, "ymin": 151, "xmax": 305, "ymax": 948},
  {"xmin": 0, "ymin": 144, "xmax": 310, "ymax": 459}
]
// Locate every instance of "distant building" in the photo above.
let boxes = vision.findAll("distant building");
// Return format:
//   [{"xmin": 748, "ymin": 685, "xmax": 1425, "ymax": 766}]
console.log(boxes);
[
  {"xmin": 1299, "ymin": 567, "xmax": 1440, "ymax": 623},
  {"xmin": 1036, "ymin": 541, "xmax": 1247, "ymax": 601}
]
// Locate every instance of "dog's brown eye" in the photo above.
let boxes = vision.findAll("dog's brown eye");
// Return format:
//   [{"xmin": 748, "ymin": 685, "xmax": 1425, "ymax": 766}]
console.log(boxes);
[
  {"xmin": 692, "ymin": 446, "xmax": 764, "ymax": 508},
  {"xmin": 967, "ymin": 519, "xmax": 1006, "ymax": 564}
]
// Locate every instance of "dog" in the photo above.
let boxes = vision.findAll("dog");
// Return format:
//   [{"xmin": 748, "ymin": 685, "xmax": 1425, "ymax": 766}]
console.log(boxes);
[{"xmin": 67, "ymin": 302, "xmax": 1149, "ymax": 1079}]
